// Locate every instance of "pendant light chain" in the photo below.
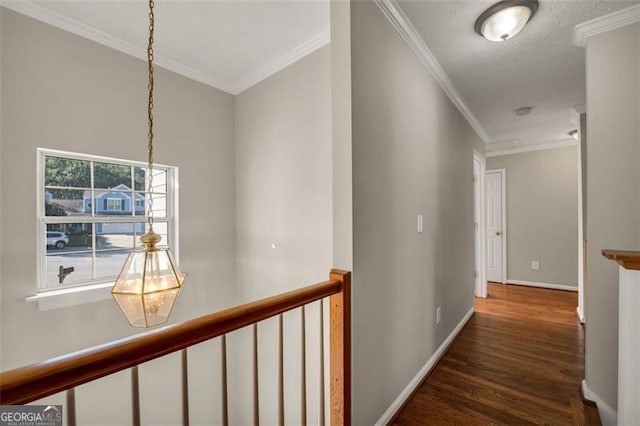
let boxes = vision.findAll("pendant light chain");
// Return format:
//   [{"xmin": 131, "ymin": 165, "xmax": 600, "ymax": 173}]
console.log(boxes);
[
  {"xmin": 146, "ymin": 0, "xmax": 155, "ymax": 230},
  {"xmin": 112, "ymin": 0, "xmax": 184, "ymax": 329}
]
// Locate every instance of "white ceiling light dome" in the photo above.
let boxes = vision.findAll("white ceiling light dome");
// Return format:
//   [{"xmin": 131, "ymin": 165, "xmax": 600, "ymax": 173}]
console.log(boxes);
[{"xmin": 475, "ymin": 0, "xmax": 539, "ymax": 42}]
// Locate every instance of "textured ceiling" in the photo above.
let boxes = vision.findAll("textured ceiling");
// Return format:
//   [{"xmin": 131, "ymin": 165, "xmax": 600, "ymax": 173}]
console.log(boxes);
[
  {"xmin": 397, "ymin": 0, "xmax": 639, "ymax": 150},
  {"xmin": 7, "ymin": 0, "xmax": 329, "ymax": 94}
]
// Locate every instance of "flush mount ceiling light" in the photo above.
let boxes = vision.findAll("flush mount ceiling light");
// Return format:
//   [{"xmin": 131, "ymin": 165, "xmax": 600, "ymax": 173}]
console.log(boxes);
[
  {"xmin": 112, "ymin": 0, "xmax": 185, "ymax": 328},
  {"xmin": 475, "ymin": 0, "xmax": 539, "ymax": 42}
]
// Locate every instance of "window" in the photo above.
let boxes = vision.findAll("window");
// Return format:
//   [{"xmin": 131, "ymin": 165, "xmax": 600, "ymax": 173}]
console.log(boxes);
[
  {"xmin": 106, "ymin": 198, "xmax": 123, "ymax": 211},
  {"xmin": 38, "ymin": 148, "xmax": 178, "ymax": 292}
]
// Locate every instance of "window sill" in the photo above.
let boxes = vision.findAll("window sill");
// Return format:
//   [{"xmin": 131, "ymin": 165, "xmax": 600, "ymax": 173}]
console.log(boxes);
[{"xmin": 25, "ymin": 282, "xmax": 114, "ymax": 311}]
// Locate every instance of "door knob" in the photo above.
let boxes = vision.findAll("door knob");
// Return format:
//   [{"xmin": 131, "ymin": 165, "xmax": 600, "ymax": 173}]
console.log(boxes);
[{"xmin": 496, "ymin": 231, "xmax": 502, "ymax": 236}]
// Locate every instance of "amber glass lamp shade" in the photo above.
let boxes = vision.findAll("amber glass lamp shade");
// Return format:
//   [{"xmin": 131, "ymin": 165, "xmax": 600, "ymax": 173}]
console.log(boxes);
[{"xmin": 112, "ymin": 231, "xmax": 184, "ymax": 328}]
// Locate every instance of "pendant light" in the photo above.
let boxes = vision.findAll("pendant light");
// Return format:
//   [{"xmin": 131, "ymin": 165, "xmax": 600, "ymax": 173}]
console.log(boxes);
[
  {"xmin": 475, "ymin": 0, "xmax": 538, "ymax": 42},
  {"xmin": 112, "ymin": 0, "xmax": 185, "ymax": 328}
]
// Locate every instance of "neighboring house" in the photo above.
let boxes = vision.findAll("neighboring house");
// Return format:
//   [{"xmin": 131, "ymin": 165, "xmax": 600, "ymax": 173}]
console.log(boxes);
[
  {"xmin": 83, "ymin": 184, "xmax": 145, "ymax": 234},
  {"xmin": 83, "ymin": 183, "xmax": 145, "ymax": 215}
]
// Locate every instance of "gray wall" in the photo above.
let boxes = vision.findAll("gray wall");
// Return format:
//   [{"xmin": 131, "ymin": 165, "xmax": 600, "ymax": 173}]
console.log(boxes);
[
  {"xmin": 233, "ymin": 46, "xmax": 332, "ymax": 425},
  {"xmin": 235, "ymin": 45, "xmax": 332, "ymax": 303},
  {"xmin": 331, "ymin": 0, "xmax": 354, "ymax": 272},
  {"xmin": 0, "ymin": 8, "xmax": 236, "ymax": 367},
  {"xmin": 350, "ymin": 2, "xmax": 484, "ymax": 424},
  {"xmin": 488, "ymin": 147, "xmax": 579, "ymax": 287},
  {"xmin": 585, "ymin": 22, "xmax": 640, "ymax": 411}
]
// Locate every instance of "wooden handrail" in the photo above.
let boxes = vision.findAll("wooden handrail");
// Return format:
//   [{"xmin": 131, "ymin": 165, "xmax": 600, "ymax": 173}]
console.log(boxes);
[
  {"xmin": 0, "ymin": 270, "xmax": 350, "ymax": 406},
  {"xmin": 602, "ymin": 249, "xmax": 640, "ymax": 271}
]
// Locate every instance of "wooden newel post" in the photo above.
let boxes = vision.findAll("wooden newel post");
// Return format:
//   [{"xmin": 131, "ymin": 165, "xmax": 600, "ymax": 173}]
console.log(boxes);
[{"xmin": 329, "ymin": 269, "xmax": 351, "ymax": 426}]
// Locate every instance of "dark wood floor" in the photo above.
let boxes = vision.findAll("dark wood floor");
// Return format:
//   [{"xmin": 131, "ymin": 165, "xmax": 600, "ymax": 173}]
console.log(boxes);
[{"xmin": 392, "ymin": 283, "xmax": 601, "ymax": 425}]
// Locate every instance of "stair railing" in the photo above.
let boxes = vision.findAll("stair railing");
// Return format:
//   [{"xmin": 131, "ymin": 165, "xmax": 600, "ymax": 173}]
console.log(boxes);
[{"xmin": 0, "ymin": 269, "xmax": 351, "ymax": 426}]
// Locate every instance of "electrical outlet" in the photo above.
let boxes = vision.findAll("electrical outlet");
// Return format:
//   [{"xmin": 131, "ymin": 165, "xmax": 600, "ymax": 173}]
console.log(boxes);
[
  {"xmin": 436, "ymin": 307, "xmax": 441, "ymax": 324},
  {"xmin": 531, "ymin": 261, "xmax": 540, "ymax": 270}
]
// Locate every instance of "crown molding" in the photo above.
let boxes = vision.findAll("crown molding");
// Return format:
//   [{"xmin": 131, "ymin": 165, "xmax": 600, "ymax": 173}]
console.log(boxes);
[
  {"xmin": 1, "ymin": 0, "xmax": 235, "ymax": 92},
  {"xmin": 232, "ymin": 27, "xmax": 330, "ymax": 95},
  {"xmin": 573, "ymin": 4, "xmax": 640, "ymax": 47},
  {"xmin": 373, "ymin": 0, "xmax": 490, "ymax": 144},
  {"xmin": 486, "ymin": 139, "xmax": 577, "ymax": 157},
  {"xmin": 0, "ymin": 1, "xmax": 329, "ymax": 95}
]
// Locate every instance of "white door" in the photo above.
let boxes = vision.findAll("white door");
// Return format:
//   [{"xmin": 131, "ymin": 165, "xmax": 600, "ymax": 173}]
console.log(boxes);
[{"xmin": 486, "ymin": 170, "xmax": 505, "ymax": 283}]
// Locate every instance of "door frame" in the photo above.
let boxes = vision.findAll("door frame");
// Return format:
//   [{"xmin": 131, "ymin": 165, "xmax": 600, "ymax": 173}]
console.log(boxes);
[
  {"xmin": 576, "ymin": 122, "xmax": 585, "ymax": 323},
  {"xmin": 486, "ymin": 168, "xmax": 508, "ymax": 284},
  {"xmin": 473, "ymin": 150, "xmax": 487, "ymax": 298}
]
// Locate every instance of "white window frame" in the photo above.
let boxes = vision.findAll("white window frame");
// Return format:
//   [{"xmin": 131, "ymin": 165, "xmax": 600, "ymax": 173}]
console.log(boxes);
[
  {"xmin": 31, "ymin": 148, "xmax": 179, "ymax": 309},
  {"xmin": 106, "ymin": 197, "xmax": 123, "ymax": 211}
]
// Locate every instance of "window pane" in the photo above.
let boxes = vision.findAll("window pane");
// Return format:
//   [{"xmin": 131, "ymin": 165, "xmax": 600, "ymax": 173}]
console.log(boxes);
[
  {"xmin": 46, "ymin": 253, "xmax": 93, "ymax": 287},
  {"xmin": 93, "ymin": 191, "xmax": 135, "ymax": 216},
  {"xmin": 46, "ymin": 223, "xmax": 93, "ymax": 253},
  {"xmin": 136, "ymin": 192, "xmax": 167, "ymax": 218},
  {"xmin": 133, "ymin": 192, "xmax": 146, "ymax": 216},
  {"xmin": 134, "ymin": 167, "xmax": 146, "ymax": 191},
  {"xmin": 95, "ymin": 223, "xmax": 139, "ymax": 280},
  {"xmin": 45, "ymin": 223, "xmax": 94, "ymax": 287},
  {"xmin": 94, "ymin": 162, "xmax": 133, "ymax": 190},
  {"xmin": 45, "ymin": 189, "xmax": 89, "ymax": 216},
  {"xmin": 45, "ymin": 156, "xmax": 91, "ymax": 188},
  {"xmin": 145, "ymin": 222, "xmax": 169, "ymax": 247},
  {"xmin": 151, "ymin": 169, "xmax": 167, "ymax": 194},
  {"xmin": 96, "ymin": 250, "xmax": 130, "ymax": 280},
  {"xmin": 96, "ymin": 225, "xmax": 137, "ymax": 251}
]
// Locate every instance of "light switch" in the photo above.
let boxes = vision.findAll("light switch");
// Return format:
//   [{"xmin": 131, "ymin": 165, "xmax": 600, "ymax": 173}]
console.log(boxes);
[{"xmin": 417, "ymin": 214, "xmax": 423, "ymax": 233}]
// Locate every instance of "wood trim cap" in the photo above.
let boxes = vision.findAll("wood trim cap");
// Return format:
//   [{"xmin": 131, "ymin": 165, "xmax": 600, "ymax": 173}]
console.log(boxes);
[{"xmin": 602, "ymin": 249, "xmax": 640, "ymax": 271}]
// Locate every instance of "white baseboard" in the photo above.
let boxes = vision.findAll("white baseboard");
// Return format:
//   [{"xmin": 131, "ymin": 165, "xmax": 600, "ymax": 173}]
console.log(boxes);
[
  {"xmin": 576, "ymin": 306, "xmax": 585, "ymax": 323},
  {"xmin": 508, "ymin": 279, "xmax": 578, "ymax": 292},
  {"xmin": 582, "ymin": 379, "xmax": 617, "ymax": 425},
  {"xmin": 375, "ymin": 307, "xmax": 475, "ymax": 425}
]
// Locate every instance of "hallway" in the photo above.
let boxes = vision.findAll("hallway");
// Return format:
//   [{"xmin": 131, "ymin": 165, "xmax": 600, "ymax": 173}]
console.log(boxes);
[{"xmin": 392, "ymin": 283, "xmax": 600, "ymax": 425}]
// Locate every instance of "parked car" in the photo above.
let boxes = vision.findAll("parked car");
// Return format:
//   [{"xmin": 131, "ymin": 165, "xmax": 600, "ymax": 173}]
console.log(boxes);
[{"xmin": 47, "ymin": 231, "xmax": 69, "ymax": 249}]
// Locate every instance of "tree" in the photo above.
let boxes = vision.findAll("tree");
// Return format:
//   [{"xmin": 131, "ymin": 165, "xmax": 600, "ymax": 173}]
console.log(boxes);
[
  {"xmin": 45, "ymin": 202, "xmax": 67, "ymax": 216},
  {"xmin": 45, "ymin": 156, "xmax": 146, "ymax": 199},
  {"xmin": 45, "ymin": 157, "xmax": 90, "ymax": 199}
]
